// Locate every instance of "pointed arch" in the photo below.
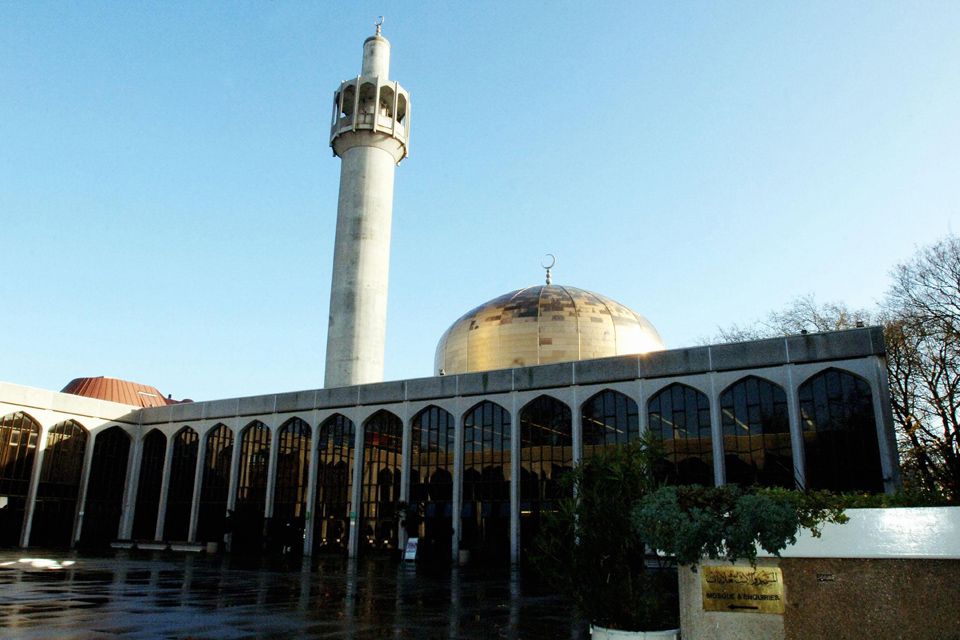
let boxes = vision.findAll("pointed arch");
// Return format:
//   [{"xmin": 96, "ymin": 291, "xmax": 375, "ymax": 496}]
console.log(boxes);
[
  {"xmin": 163, "ymin": 426, "xmax": 198, "ymax": 541},
  {"xmin": 519, "ymin": 395, "xmax": 573, "ymax": 556},
  {"xmin": 233, "ymin": 420, "xmax": 271, "ymax": 554},
  {"xmin": 461, "ymin": 400, "xmax": 511, "ymax": 562},
  {"xmin": 314, "ymin": 414, "xmax": 355, "ymax": 555},
  {"xmin": 31, "ymin": 419, "xmax": 88, "ymax": 547},
  {"xmin": 79, "ymin": 426, "xmax": 131, "ymax": 547},
  {"xmin": 271, "ymin": 417, "xmax": 312, "ymax": 554},
  {"xmin": 799, "ymin": 368, "xmax": 883, "ymax": 493},
  {"xmin": 720, "ymin": 376, "xmax": 793, "ymax": 488},
  {"xmin": 408, "ymin": 405, "xmax": 455, "ymax": 559},
  {"xmin": 196, "ymin": 424, "xmax": 234, "ymax": 543},
  {"xmin": 359, "ymin": 409, "xmax": 403, "ymax": 553},
  {"xmin": 647, "ymin": 383, "xmax": 714, "ymax": 486},
  {"xmin": 132, "ymin": 429, "xmax": 166, "ymax": 540},
  {"xmin": 581, "ymin": 389, "xmax": 640, "ymax": 455},
  {"xmin": 0, "ymin": 411, "xmax": 41, "ymax": 546}
]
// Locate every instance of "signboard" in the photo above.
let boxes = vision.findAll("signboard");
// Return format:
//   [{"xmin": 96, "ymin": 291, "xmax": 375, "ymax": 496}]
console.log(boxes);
[
  {"xmin": 404, "ymin": 537, "xmax": 419, "ymax": 561},
  {"xmin": 701, "ymin": 565, "xmax": 785, "ymax": 614}
]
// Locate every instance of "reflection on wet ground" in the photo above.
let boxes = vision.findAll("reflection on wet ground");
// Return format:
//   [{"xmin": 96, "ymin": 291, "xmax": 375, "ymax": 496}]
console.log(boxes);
[{"xmin": 0, "ymin": 550, "xmax": 588, "ymax": 639}]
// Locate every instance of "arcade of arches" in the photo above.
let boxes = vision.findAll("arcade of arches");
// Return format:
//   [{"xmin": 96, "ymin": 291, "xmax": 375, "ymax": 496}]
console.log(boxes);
[{"xmin": 0, "ymin": 367, "xmax": 888, "ymax": 561}]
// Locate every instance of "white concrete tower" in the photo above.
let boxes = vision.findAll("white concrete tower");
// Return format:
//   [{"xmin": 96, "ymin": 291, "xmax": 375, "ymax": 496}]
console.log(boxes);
[{"xmin": 324, "ymin": 21, "xmax": 410, "ymax": 388}]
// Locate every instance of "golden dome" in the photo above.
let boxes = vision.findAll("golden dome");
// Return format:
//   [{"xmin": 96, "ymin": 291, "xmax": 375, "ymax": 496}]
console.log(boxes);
[{"xmin": 434, "ymin": 285, "xmax": 665, "ymax": 375}]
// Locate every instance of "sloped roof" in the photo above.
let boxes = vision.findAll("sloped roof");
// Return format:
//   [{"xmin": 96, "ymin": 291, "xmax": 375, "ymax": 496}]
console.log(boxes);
[{"xmin": 61, "ymin": 377, "xmax": 180, "ymax": 408}]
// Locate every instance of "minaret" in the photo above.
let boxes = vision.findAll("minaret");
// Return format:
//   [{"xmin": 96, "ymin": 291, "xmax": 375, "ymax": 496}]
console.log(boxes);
[{"xmin": 324, "ymin": 20, "xmax": 410, "ymax": 388}]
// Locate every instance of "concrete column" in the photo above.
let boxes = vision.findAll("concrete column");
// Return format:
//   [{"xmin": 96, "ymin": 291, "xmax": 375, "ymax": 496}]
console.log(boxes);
[
  {"xmin": 187, "ymin": 431, "xmax": 207, "ymax": 542},
  {"xmin": 348, "ymin": 417, "xmax": 365, "ymax": 558},
  {"xmin": 709, "ymin": 374, "xmax": 725, "ymax": 486},
  {"xmin": 72, "ymin": 429, "xmax": 97, "ymax": 546},
  {"xmin": 451, "ymin": 398, "xmax": 464, "ymax": 563},
  {"xmin": 154, "ymin": 432, "xmax": 176, "ymax": 541},
  {"xmin": 571, "ymin": 386, "xmax": 582, "ymax": 466},
  {"xmin": 119, "ymin": 429, "xmax": 142, "ymax": 540},
  {"xmin": 20, "ymin": 422, "xmax": 48, "ymax": 548},
  {"xmin": 509, "ymin": 394, "xmax": 520, "ymax": 565},
  {"xmin": 225, "ymin": 428, "xmax": 243, "ymax": 551},
  {"xmin": 264, "ymin": 426, "xmax": 280, "ymax": 520},
  {"xmin": 302, "ymin": 421, "xmax": 321, "ymax": 556},
  {"xmin": 399, "ymin": 404, "xmax": 412, "ymax": 553},
  {"xmin": 871, "ymin": 355, "xmax": 902, "ymax": 492},
  {"xmin": 785, "ymin": 365, "xmax": 807, "ymax": 490}
]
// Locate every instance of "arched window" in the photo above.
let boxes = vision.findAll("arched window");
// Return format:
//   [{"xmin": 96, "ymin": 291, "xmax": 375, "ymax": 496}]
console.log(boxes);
[
  {"xmin": 233, "ymin": 421, "xmax": 271, "ymax": 554},
  {"xmin": 274, "ymin": 418, "xmax": 311, "ymax": 520},
  {"xmin": 358, "ymin": 82, "xmax": 377, "ymax": 124},
  {"xmin": 409, "ymin": 406, "xmax": 455, "ymax": 559},
  {"xmin": 132, "ymin": 429, "xmax": 166, "ymax": 540},
  {"xmin": 31, "ymin": 419, "xmax": 88, "ymax": 547},
  {"xmin": 461, "ymin": 401, "xmax": 511, "ymax": 561},
  {"xmin": 647, "ymin": 384, "xmax": 714, "ymax": 486},
  {"xmin": 315, "ymin": 414, "xmax": 355, "ymax": 554},
  {"xmin": 340, "ymin": 84, "xmax": 356, "ymax": 118},
  {"xmin": 197, "ymin": 424, "xmax": 233, "ymax": 543},
  {"xmin": 163, "ymin": 427, "xmax": 198, "ymax": 542},
  {"xmin": 720, "ymin": 377, "xmax": 793, "ymax": 488},
  {"xmin": 379, "ymin": 85, "xmax": 396, "ymax": 118},
  {"xmin": 799, "ymin": 369, "xmax": 884, "ymax": 493},
  {"xmin": 520, "ymin": 395, "xmax": 573, "ymax": 554},
  {"xmin": 582, "ymin": 389, "xmax": 639, "ymax": 457},
  {"xmin": 80, "ymin": 426, "xmax": 131, "ymax": 547},
  {"xmin": 360, "ymin": 410, "xmax": 403, "ymax": 552},
  {"xmin": 0, "ymin": 412, "xmax": 40, "ymax": 546}
]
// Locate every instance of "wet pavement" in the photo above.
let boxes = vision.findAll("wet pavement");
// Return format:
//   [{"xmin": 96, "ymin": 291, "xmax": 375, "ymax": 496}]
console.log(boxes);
[{"xmin": 0, "ymin": 550, "xmax": 589, "ymax": 639}]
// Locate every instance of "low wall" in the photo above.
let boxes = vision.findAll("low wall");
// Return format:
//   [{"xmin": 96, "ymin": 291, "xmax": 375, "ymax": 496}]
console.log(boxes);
[{"xmin": 679, "ymin": 507, "xmax": 960, "ymax": 640}]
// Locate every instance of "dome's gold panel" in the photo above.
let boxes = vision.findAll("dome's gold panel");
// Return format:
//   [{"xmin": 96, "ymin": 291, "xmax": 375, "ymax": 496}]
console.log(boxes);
[{"xmin": 434, "ymin": 285, "xmax": 665, "ymax": 375}]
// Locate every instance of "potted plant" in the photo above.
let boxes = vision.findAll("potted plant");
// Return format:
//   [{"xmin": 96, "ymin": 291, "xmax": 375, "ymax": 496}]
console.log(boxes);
[{"xmin": 533, "ymin": 436, "xmax": 680, "ymax": 638}]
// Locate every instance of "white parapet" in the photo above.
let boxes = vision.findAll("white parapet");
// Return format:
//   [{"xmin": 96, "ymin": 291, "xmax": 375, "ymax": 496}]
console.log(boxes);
[{"xmin": 760, "ymin": 506, "xmax": 960, "ymax": 559}]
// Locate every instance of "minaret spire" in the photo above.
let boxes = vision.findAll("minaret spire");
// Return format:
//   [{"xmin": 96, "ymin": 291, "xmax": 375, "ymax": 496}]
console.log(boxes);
[{"xmin": 324, "ymin": 26, "xmax": 411, "ymax": 388}]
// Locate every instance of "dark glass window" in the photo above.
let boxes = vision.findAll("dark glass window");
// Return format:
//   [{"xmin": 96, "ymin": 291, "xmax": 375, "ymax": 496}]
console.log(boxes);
[
  {"xmin": 461, "ymin": 401, "xmax": 511, "ymax": 562},
  {"xmin": 799, "ymin": 369, "xmax": 884, "ymax": 493},
  {"xmin": 582, "ymin": 390, "xmax": 640, "ymax": 457},
  {"xmin": 233, "ymin": 421, "xmax": 271, "ymax": 554},
  {"xmin": 314, "ymin": 414, "xmax": 355, "ymax": 554},
  {"xmin": 270, "ymin": 418, "xmax": 311, "ymax": 555},
  {"xmin": 196, "ymin": 424, "xmax": 234, "ymax": 543},
  {"xmin": 409, "ymin": 406, "xmax": 455, "ymax": 560},
  {"xmin": 519, "ymin": 395, "xmax": 573, "ymax": 555},
  {"xmin": 163, "ymin": 427, "xmax": 198, "ymax": 542},
  {"xmin": 80, "ymin": 426, "xmax": 131, "ymax": 547},
  {"xmin": 359, "ymin": 410, "xmax": 403, "ymax": 553},
  {"xmin": 0, "ymin": 412, "xmax": 40, "ymax": 546},
  {"xmin": 648, "ymin": 384, "xmax": 714, "ymax": 486},
  {"xmin": 132, "ymin": 429, "xmax": 167, "ymax": 540},
  {"xmin": 31, "ymin": 420, "xmax": 88, "ymax": 547},
  {"xmin": 720, "ymin": 377, "xmax": 793, "ymax": 488}
]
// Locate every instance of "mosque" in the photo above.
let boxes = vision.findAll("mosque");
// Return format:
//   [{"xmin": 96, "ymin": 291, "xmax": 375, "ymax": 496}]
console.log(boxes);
[{"xmin": 0, "ymin": 28, "xmax": 899, "ymax": 563}]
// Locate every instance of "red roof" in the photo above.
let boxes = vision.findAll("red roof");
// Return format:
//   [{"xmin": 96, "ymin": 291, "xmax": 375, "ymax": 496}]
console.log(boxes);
[{"xmin": 61, "ymin": 377, "xmax": 184, "ymax": 407}]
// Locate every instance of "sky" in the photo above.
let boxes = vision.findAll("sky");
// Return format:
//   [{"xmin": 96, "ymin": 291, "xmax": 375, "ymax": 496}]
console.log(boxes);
[{"xmin": 2, "ymin": 2, "xmax": 959, "ymax": 402}]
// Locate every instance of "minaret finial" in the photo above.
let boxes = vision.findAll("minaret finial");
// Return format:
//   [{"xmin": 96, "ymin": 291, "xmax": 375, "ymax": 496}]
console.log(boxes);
[
  {"xmin": 375, "ymin": 16, "xmax": 384, "ymax": 36},
  {"xmin": 541, "ymin": 254, "xmax": 556, "ymax": 285}
]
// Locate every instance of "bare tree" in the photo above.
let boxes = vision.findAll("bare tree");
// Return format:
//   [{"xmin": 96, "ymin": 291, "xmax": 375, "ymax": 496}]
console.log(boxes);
[
  {"xmin": 882, "ymin": 236, "xmax": 960, "ymax": 500},
  {"xmin": 706, "ymin": 294, "xmax": 870, "ymax": 344}
]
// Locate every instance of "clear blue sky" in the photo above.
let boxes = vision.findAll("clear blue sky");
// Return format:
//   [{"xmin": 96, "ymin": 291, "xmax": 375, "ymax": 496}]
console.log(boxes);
[{"xmin": 2, "ymin": 2, "xmax": 958, "ymax": 401}]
